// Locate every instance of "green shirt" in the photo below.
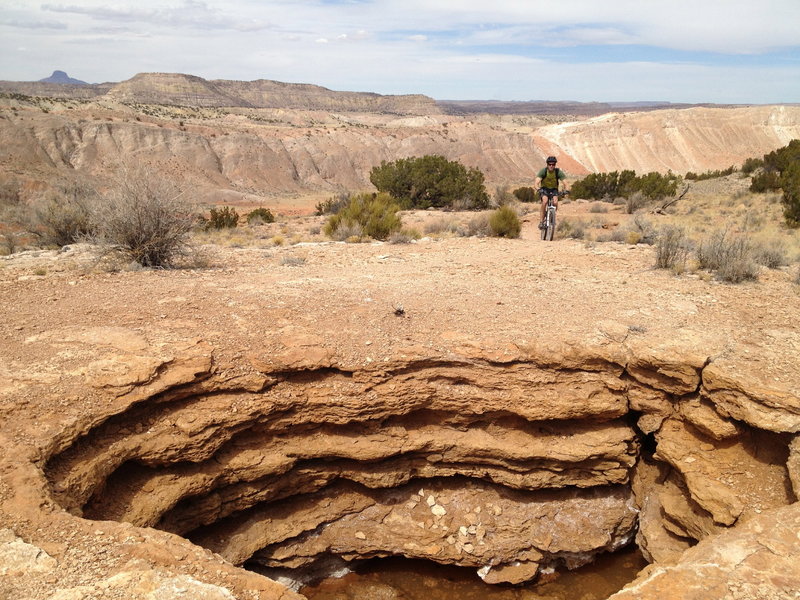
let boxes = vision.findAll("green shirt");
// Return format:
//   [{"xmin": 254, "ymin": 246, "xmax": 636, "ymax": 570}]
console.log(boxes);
[{"xmin": 537, "ymin": 167, "xmax": 566, "ymax": 189}]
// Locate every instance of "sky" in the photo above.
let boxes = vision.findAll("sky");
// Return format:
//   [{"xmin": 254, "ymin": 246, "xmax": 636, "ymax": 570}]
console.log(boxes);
[{"xmin": 1, "ymin": 0, "xmax": 799, "ymax": 104}]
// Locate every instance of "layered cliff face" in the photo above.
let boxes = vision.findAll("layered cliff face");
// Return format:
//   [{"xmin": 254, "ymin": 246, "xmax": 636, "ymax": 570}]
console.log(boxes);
[
  {"xmin": 1, "ymin": 235, "xmax": 798, "ymax": 599},
  {"xmin": 2, "ymin": 94, "xmax": 800, "ymax": 204},
  {"xmin": 536, "ymin": 105, "xmax": 800, "ymax": 174}
]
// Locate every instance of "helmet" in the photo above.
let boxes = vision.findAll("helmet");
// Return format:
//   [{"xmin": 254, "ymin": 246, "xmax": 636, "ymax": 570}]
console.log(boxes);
[{"xmin": 546, "ymin": 156, "xmax": 557, "ymax": 164}]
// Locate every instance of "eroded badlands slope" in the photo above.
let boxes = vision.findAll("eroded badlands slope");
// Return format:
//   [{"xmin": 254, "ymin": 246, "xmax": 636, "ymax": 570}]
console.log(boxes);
[
  {"xmin": 2, "ymin": 94, "xmax": 799, "ymax": 205},
  {"xmin": 1, "ymin": 233, "xmax": 799, "ymax": 599}
]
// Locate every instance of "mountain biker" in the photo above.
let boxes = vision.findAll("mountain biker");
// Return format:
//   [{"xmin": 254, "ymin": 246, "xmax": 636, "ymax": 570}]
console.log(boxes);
[{"xmin": 535, "ymin": 156, "xmax": 569, "ymax": 229}]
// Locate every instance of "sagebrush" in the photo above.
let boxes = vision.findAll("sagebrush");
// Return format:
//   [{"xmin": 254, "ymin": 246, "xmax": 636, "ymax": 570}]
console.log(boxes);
[
  {"xmin": 93, "ymin": 166, "xmax": 196, "ymax": 267},
  {"xmin": 323, "ymin": 192, "xmax": 402, "ymax": 241}
]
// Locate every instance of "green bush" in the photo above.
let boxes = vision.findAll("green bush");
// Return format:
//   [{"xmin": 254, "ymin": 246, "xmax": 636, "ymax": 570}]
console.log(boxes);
[
  {"xmin": 488, "ymin": 205, "xmax": 521, "ymax": 238},
  {"xmin": 572, "ymin": 169, "xmax": 679, "ymax": 202},
  {"xmin": 750, "ymin": 170, "xmax": 782, "ymax": 193},
  {"xmin": 246, "ymin": 207, "xmax": 275, "ymax": 225},
  {"xmin": 513, "ymin": 186, "xmax": 537, "ymax": 203},
  {"xmin": 741, "ymin": 157, "xmax": 764, "ymax": 175},
  {"xmin": 780, "ymin": 161, "xmax": 800, "ymax": 227},
  {"xmin": 323, "ymin": 192, "xmax": 402, "ymax": 241},
  {"xmin": 685, "ymin": 166, "xmax": 736, "ymax": 181},
  {"xmin": 204, "ymin": 206, "xmax": 239, "ymax": 230},
  {"xmin": 369, "ymin": 155, "xmax": 490, "ymax": 210}
]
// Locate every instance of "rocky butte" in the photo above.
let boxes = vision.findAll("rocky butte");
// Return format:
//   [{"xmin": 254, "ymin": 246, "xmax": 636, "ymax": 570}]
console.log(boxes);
[{"xmin": 0, "ymin": 73, "xmax": 799, "ymax": 600}]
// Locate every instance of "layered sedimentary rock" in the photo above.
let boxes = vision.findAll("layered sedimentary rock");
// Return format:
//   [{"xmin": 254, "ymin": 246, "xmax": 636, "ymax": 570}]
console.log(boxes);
[{"xmin": 32, "ymin": 331, "xmax": 798, "ymax": 592}]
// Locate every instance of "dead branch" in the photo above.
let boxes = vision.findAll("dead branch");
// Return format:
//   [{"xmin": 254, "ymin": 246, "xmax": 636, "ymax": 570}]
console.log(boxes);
[{"xmin": 652, "ymin": 184, "xmax": 690, "ymax": 214}]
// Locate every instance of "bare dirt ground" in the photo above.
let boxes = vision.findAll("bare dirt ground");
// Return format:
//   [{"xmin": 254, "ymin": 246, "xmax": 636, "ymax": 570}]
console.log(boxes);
[{"xmin": 1, "ymin": 200, "xmax": 799, "ymax": 600}]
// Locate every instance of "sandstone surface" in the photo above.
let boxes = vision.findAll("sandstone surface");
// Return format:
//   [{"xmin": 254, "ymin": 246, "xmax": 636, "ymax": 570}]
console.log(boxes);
[{"xmin": 1, "ymin": 219, "xmax": 798, "ymax": 599}]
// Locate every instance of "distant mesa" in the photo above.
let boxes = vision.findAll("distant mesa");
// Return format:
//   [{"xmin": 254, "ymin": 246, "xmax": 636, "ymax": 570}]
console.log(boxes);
[{"xmin": 38, "ymin": 70, "xmax": 88, "ymax": 85}]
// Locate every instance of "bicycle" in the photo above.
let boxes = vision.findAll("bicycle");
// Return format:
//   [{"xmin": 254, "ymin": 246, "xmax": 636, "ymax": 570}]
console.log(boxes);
[{"xmin": 539, "ymin": 189, "xmax": 567, "ymax": 241}]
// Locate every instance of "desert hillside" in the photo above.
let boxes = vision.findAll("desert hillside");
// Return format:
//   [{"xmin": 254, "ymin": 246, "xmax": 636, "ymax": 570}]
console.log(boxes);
[{"xmin": 1, "ymin": 74, "xmax": 799, "ymax": 209}]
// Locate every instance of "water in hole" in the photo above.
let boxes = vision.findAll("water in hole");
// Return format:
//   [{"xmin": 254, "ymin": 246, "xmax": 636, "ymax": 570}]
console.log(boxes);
[{"xmin": 301, "ymin": 546, "xmax": 646, "ymax": 600}]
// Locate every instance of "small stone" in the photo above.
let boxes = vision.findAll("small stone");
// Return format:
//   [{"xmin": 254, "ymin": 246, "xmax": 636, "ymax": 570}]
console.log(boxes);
[
  {"xmin": 431, "ymin": 504, "xmax": 447, "ymax": 516},
  {"xmin": 463, "ymin": 543, "xmax": 475, "ymax": 554},
  {"xmin": 493, "ymin": 505, "xmax": 502, "ymax": 516},
  {"xmin": 467, "ymin": 525, "xmax": 477, "ymax": 534},
  {"xmin": 459, "ymin": 526, "xmax": 468, "ymax": 536},
  {"xmin": 354, "ymin": 531, "xmax": 366, "ymax": 540},
  {"xmin": 447, "ymin": 536, "xmax": 456, "ymax": 545},
  {"xmin": 427, "ymin": 495, "xmax": 436, "ymax": 506},
  {"xmin": 474, "ymin": 506, "xmax": 481, "ymax": 514}
]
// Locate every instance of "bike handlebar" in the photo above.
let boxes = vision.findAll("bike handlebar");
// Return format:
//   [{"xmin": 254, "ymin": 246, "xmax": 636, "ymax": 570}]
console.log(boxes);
[{"xmin": 538, "ymin": 188, "xmax": 569, "ymax": 197}]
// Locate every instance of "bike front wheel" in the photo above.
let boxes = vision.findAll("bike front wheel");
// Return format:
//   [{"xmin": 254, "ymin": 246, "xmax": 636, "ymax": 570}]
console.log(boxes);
[{"xmin": 544, "ymin": 207, "xmax": 556, "ymax": 241}]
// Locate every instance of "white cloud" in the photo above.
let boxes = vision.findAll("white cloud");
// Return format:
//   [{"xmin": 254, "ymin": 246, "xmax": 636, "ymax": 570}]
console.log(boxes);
[{"xmin": 0, "ymin": 0, "xmax": 799, "ymax": 102}]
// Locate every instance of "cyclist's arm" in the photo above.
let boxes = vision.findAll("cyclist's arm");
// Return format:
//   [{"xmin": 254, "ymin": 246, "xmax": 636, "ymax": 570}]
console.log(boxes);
[{"xmin": 559, "ymin": 173, "xmax": 570, "ymax": 194}]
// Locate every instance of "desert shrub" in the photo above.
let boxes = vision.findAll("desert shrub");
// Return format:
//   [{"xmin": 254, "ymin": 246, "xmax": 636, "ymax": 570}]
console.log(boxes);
[
  {"xmin": 750, "ymin": 170, "xmax": 782, "ymax": 193},
  {"xmin": 630, "ymin": 213, "xmax": 657, "ymax": 244},
  {"xmin": 494, "ymin": 185, "xmax": 515, "ymax": 206},
  {"xmin": 685, "ymin": 166, "xmax": 736, "ymax": 181},
  {"xmin": 513, "ymin": 186, "xmax": 537, "ymax": 203},
  {"xmin": 246, "ymin": 207, "xmax": 275, "ymax": 225},
  {"xmin": 555, "ymin": 218, "xmax": 585, "ymax": 240},
  {"xmin": 203, "ymin": 206, "xmax": 239, "ymax": 230},
  {"xmin": 753, "ymin": 239, "xmax": 790, "ymax": 269},
  {"xmin": 696, "ymin": 229, "xmax": 758, "ymax": 283},
  {"xmin": 780, "ymin": 162, "xmax": 800, "ymax": 226},
  {"xmin": 93, "ymin": 166, "xmax": 196, "ymax": 267},
  {"xmin": 315, "ymin": 193, "xmax": 351, "ymax": 216},
  {"xmin": 625, "ymin": 191, "xmax": 650, "ymax": 214},
  {"xmin": 572, "ymin": 170, "xmax": 680, "ymax": 203},
  {"xmin": 654, "ymin": 225, "xmax": 690, "ymax": 271},
  {"xmin": 323, "ymin": 192, "xmax": 402, "ymax": 241},
  {"xmin": 33, "ymin": 182, "xmax": 98, "ymax": 247},
  {"xmin": 387, "ymin": 228, "xmax": 421, "ymax": 244},
  {"xmin": 741, "ymin": 157, "xmax": 764, "ymax": 175},
  {"xmin": 464, "ymin": 213, "xmax": 491, "ymax": 237},
  {"xmin": 369, "ymin": 155, "xmax": 490, "ymax": 210},
  {"xmin": 747, "ymin": 140, "xmax": 800, "ymax": 227},
  {"xmin": 589, "ymin": 202, "xmax": 609, "ymax": 213},
  {"xmin": 424, "ymin": 218, "xmax": 460, "ymax": 236},
  {"xmin": 488, "ymin": 205, "xmax": 521, "ymax": 238}
]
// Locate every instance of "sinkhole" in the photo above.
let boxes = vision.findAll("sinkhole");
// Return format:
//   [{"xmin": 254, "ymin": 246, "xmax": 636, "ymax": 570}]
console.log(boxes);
[{"xmin": 42, "ymin": 355, "xmax": 797, "ymax": 598}]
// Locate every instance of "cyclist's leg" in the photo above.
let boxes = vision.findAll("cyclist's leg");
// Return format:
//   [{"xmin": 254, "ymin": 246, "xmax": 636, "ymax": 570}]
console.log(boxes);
[{"xmin": 539, "ymin": 194, "xmax": 548, "ymax": 224}]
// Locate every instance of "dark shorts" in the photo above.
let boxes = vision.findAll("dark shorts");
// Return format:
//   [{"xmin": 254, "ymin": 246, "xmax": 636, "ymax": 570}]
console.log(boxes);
[{"xmin": 540, "ymin": 188, "xmax": 559, "ymax": 197}]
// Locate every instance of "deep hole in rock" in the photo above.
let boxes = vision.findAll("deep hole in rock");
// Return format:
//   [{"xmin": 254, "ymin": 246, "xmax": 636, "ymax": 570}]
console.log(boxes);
[{"xmin": 41, "ymin": 355, "xmax": 798, "ymax": 598}]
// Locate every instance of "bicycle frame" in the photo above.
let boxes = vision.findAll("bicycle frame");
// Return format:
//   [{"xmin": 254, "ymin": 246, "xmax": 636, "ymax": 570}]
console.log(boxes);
[{"xmin": 541, "ymin": 190, "xmax": 560, "ymax": 241}]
